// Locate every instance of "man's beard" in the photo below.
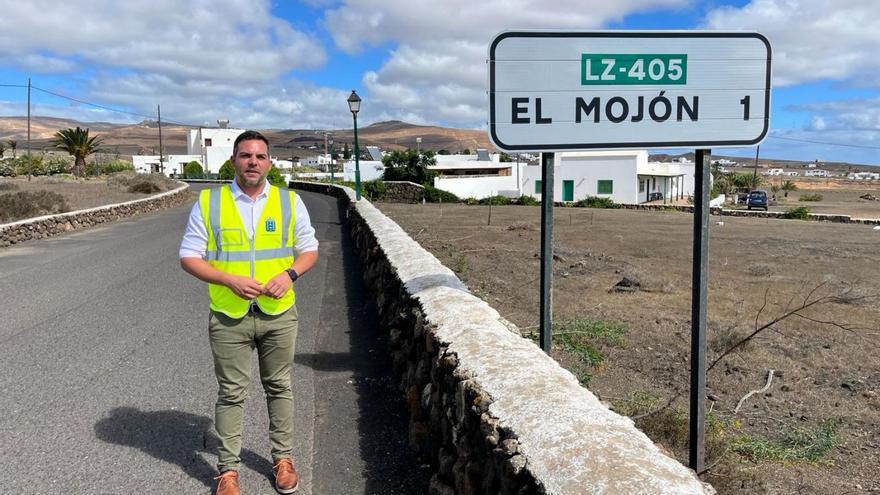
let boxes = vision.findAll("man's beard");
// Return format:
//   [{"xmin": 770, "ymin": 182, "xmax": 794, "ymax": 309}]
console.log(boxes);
[{"xmin": 238, "ymin": 170, "xmax": 265, "ymax": 188}]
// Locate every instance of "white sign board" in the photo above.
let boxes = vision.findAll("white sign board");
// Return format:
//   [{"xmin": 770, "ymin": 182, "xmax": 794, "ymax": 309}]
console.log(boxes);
[{"xmin": 488, "ymin": 31, "xmax": 772, "ymax": 151}]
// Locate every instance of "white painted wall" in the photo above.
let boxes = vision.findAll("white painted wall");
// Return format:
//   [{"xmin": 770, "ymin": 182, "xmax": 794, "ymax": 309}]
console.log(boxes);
[
  {"xmin": 521, "ymin": 151, "xmax": 645, "ymax": 203},
  {"xmin": 132, "ymin": 154, "xmax": 202, "ymax": 175},
  {"xmin": 187, "ymin": 128, "xmax": 244, "ymax": 172},
  {"xmin": 434, "ymin": 175, "xmax": 518, "ymax": 199},
  {"xmin": 343, "ymin": 160, "xmax": 384, "ymax": 182}
]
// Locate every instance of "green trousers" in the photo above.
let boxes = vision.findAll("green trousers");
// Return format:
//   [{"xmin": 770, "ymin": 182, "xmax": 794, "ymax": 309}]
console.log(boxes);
[{"xmin": 208, "ymin": 306, "xmax": 298, "ymax": 472}]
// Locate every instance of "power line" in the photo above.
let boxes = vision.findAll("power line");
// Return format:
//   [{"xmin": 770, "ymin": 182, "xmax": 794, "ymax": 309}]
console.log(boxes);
[
  {"xmin": 768, "ymin": 135, "xmax": 880, "ymax": 150},
  {"xmin": 4, "ymin": 82, "xmax": 200, "ymax": 127},
  {"xmin": 31, "ymin": 85, "xmax": 156, "ymax": 120}
]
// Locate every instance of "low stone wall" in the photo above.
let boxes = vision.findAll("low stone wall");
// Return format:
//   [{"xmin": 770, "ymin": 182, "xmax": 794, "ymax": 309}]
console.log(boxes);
[
  {"xmin": 385, "ymin": 181, "xmax": 425, "ymax": 203},
  {"xmin": 0, "ymin": 182, "xmax": 191, "ymax": 248},
  {"xmin": 291, "ymin": 180, "xmax": 713, "ymax": 495}
]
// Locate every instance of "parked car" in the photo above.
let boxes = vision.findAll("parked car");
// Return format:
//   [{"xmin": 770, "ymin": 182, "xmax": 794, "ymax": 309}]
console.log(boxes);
[{"xmin": 747, "ymin": 189, "xmax": 769, "ymax": 211}]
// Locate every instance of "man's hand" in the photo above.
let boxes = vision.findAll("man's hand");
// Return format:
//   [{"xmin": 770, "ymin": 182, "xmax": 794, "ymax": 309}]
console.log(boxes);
[
  {"xmin": 224, "ymin": 274, "xmax": 265, "ymax": 300},
  {"xmin": 262, "ymin": 272, "xmax": 292, "ymax": 299}
]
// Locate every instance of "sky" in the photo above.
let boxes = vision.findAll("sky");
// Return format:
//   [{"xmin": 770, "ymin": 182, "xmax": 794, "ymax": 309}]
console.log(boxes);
[{"xmin": 1, "ymin": 0, "xmax": 879, "ymax": 165}]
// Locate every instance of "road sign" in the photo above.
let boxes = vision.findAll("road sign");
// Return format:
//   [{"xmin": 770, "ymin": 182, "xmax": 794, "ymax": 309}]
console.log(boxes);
[{"xmin": 488, "ymin": 31, "xmax": 772, "ymax": 151}]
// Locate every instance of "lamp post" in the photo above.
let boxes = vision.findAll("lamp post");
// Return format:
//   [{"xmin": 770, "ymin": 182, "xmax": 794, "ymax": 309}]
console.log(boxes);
[
  {"xmin": 329, "ymin": 137, "xmax": 334, "ymax": 183},
  {"xmin": 347, "ymin": 90, "xmax": 362, "ymax": 200}
]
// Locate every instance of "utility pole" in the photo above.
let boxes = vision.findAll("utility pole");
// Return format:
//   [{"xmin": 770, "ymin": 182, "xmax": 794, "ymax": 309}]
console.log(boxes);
[
  {"xmin": 752, "ymin": 145, "xmax": 760, "ymax": 188},
  {"xmin": 27, "ymin": 77, "xmax": 31, "ymax": 182},
  {"xmin": 158, "ymin": 104, "xmax": 164, "ymax": 174}
]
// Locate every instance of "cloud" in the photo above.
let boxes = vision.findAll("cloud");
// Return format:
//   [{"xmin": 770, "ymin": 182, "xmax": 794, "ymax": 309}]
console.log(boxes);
[
  {"xmin": 0, "ymin": 0, "xmax": 326, "ymax": 84},
  {"xmin": 704, "ymin": 0, "xmax": 880, "ymax": 87},
  {"xmin": 83, "ymin": 71, "xmax": 356, "ymax": 130},
  {"xmin": 323, "ymin": 0, "xmax": 689, "ymax": 126},
  {"xmin": 792, "ymin": 97, "xmax": 880, "ymax": 131}
]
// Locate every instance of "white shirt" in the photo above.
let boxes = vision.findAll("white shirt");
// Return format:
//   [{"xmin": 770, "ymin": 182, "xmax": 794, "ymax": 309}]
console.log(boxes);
[{"xmin": 179, "ymin": 180, "xmax": 319, "ymax": 259}]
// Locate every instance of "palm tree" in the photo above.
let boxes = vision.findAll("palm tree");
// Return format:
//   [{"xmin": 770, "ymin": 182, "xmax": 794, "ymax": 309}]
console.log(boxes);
[
  {"xmin": 781, "ymin": 180, "xmax": 798, "ymax": 198},
  {"xmin": 7, "ymin": 140, "xmax": 17, "ymax": 158},
  {"xmin": 51, "ymin": 127, "xmax": 103, "ymax": 177},
  {"xmin": 770, "ymin": 183, "xmax": 781, "ymax": 201}
]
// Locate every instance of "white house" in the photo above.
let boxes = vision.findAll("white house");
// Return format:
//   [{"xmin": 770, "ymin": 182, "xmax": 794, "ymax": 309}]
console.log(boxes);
[
  {"xmin": 187, "ymin": 125, "xmax": 246, "ymax": 174},
  {"xmin": 300, "ymin": 154, "xmax": 337, "ymax": 171},
  {"xmin": 805, "ymin": 169, "xmax": 829, "ymax": 177},
  {"xmin": 847, "ymin": 171, "xmax": 880, "ymax": 180},
  {"xmin": 431, "ymin": 150, "xmax": 518, "ymax": 199},
  {"xmin": 132, "ymin": 153, "xmax": 202, "ymax": 175},
  {"xmin": 522, "ymin": 151, "xmax": 660, "ymax": 204},
  {"xmin": 764, "ymin": 168, "xmax": 784, "ymax": 176}
]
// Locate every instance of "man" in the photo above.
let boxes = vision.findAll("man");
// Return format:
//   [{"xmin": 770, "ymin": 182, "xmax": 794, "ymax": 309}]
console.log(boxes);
[{"xmin": 180, "ymin": 130, "xmax": 318, "ymax": 495}]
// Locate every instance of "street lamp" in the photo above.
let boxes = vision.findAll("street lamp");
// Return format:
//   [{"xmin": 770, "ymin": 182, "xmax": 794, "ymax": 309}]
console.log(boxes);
[
  {"xmin": 328, "ymin": 137, "xmax": 334, "ymax": 183},
  {"xmin": 347, "ymin": 90, "xmax": 362, "ymax": 200}
]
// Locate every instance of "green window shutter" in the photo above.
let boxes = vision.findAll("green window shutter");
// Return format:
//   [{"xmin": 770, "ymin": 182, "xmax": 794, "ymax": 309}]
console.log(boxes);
[
  {"xmin": 535, "ymin": 180, "xmax": 542, "ymax": 194},
  {"xmin": 598, "ymin": 180, "xmax": 613, "ymax": 194}
]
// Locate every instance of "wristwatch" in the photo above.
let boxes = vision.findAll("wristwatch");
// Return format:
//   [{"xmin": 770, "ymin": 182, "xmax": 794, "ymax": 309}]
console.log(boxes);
[{"xmin": 287, "ymin": 269, "xmax": 299, "ymax": 282}]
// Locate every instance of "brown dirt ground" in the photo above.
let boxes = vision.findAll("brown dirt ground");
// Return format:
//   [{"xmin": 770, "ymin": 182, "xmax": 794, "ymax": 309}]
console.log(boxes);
[
  {"xmin": 0, "ymin": 175, "xmax": 183, "ymax": 223},
  {"xmin": 757, "ymin": 179, "xmax": 880, "ymax": 218},
  {"xmin": 377, "ymin": 201, "xmax": 880, "ymax": 495}
]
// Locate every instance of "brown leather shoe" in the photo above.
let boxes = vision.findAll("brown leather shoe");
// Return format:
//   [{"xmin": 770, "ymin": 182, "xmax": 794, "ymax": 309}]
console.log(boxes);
[
  {"xmin": 214, "ymin": 470, "xmax": 240, "ymax": 495},
  {"xmin": 272, "ymin": 458, "xmax": 300, "ymax": 493}
]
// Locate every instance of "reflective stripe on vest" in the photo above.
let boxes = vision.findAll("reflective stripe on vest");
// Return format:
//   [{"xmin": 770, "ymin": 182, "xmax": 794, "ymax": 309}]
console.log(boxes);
[{"xmin": 200, "ymin": 184, "xmax": 297, "ymax": 318}]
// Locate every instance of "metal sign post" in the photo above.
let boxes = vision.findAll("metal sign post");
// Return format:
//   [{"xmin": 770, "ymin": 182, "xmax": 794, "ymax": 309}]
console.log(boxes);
[
  {"xmin": 539, "ymin": 152, "xmax": 554, "ymax": 353},
  {"xmin": 487, "ymin": 31, "xmax": 771, "ymax": 474},
  {"xmin": 689, "ymin": 149, "xmax": 711, "ymax": 472}
]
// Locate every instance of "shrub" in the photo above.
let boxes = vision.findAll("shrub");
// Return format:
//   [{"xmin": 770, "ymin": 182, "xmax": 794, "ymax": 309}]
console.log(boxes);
[
  {"xmin": 108, "ymin": 171, "xmax": 174, "ymax": 192},
  {"xmin": 184, "ymin": 161, "xmax": 205, "ymax": 179},
  {"xmin": 479, "ymin": 195, "xmax": 511, "ymax": 205},
  {"xmin": 516, "ymin": 195, "xmax": 539, "ymax": 206},
  {"xmin": 465, "ymin": 197, "xmax": 479, "ymax": 205},
  {"xmin": 13, "ymin": 155, "xmax": 45, "ymax": 176},
  {"xmin": 732, "ymin": 419, "xmax": 841, "ymax": 463},
  {"xmin": 783, "ymin": 206, "xmax": 810, "ymax": 220},
  {"xmin": 102, "ymin": 159, "xmax": 135, "ymax": 174},
  {"xmin": 0, "ymin": 159, "xmax": 15, "ymax": 177},
  {"xmin": 218, "ymin": 160, "xmax": 234, "ymax": 180},
  {"xmin": 128, "ymin": 180, "xmax": 161, "ymax": 194},
  {"xmin": 44, "ymin": 156, "xmax": 70, "ymax": 175},
  {"xmin": 799, "ymin": 193, "xmax": 823, "ymax": 202},
  {"xmin": 575, "ymin": 196, "xmax": 619, "ymax": 209},
  {"xmin": 423, "ymin": 184, "xmax": 459, "ymax": 203},
  {"xmin": 0, "ymin": 182, "xmax": 19, "ymax": 191},
  {"xmin": 267, "ymin": 166, "xmax": 285, "ymax": 187},
  {"xmin": 362, "ymin": 180, "xmax": 387, "ymax": 201},
  {"xmin": 0, "ymin": 190, "xmax": 70, "ymax": 222}
]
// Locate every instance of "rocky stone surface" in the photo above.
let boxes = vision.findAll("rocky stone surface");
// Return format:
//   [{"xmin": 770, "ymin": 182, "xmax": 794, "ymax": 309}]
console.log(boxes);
[
  {"xmin": 0, "ymin": 183, "xmax": 191, "ymax": 248},
  {"xmin": 292, "ymin": 180, "xmax": 713, "ymax": 495},
  {"xmin": 384, "ymin": 181, "xmax": 425, "ymax": 203}
]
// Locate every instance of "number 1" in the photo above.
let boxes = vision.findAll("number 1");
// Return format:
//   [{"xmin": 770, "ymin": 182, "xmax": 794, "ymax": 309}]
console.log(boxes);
[{"xmin": 740, "ymin": 96, "xmax": 750, "ymax": 120}]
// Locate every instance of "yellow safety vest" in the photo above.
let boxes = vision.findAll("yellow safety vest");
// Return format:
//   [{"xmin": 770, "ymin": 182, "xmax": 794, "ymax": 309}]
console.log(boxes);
[{"xmin": 199, "ymin": 184, "xmax": 297, "ymax": 318}]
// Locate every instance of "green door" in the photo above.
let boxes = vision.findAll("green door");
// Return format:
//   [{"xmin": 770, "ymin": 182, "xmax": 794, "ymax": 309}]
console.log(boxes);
[{"xmin": 563, "ymin": 180, "xmax": 574, "ymax": 202}]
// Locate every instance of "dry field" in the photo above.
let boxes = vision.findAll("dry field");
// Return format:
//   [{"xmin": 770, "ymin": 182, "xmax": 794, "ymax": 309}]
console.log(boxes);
[
  {"xmin": 377, "ymin": 201, "xmax": 880, "ymax": 495},
  {"xmin": 758, "ymin": 178, "xmax": 880, "ymax": 218},
  {"xmin": 0, "ymin": 174, "xmax": 182, "ymax": 223}
]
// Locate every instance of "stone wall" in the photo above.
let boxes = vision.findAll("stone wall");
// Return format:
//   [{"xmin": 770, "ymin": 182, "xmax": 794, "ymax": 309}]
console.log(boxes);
[
  {"xmin": 291, "ymin": 180, "xmax": 713, "ymax": 495},
  {"xmin": 0, "ymin": 183, "xmax": 191, "ymax": 248},
  {"xmin": 385, "ymin": 181, "xmax": 425, "ymax": 203}
]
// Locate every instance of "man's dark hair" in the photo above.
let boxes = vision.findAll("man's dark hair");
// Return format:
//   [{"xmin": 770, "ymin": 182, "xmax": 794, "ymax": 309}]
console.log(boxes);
[{"xmin": 233, "ymin": 130, "xmax": 270, "ymax": 155}]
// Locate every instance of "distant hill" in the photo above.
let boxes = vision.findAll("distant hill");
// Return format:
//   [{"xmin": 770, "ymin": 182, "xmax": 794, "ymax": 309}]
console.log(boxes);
[
  {"xmin": 0, "ymin": 116, "xmax": 493, "ymax": 158},
  {"xmin": 2, "ymin": 116, "xmax": 875, "ymax": 171}
]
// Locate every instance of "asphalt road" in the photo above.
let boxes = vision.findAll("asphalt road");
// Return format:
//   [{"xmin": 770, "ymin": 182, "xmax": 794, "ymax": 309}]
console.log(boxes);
[{"xmin": 0, "ymin": 186, "xmax": 428, "ymax": 495}]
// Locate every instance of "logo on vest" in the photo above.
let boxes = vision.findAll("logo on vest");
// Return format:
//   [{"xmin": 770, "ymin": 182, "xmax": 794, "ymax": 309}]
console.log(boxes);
[{"xmin": 265, "ymin": 218, "xmax": 277, "ymax": 233}]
